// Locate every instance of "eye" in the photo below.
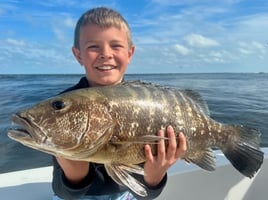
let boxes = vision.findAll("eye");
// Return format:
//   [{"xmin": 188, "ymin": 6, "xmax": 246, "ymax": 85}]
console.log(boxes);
[
  {"xmin": 52, "ymin": 100, "xmax": 66, "ymax": 110},
  {"xmin": 87, "ymin": 45, "xmax": 99, "ymax": 49},
  {"xmin": 111, "ymin": 44, "xmax": 124, "ymax": 49}
]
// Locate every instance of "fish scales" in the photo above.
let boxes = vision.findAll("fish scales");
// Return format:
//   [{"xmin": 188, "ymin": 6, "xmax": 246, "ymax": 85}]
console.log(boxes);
[
  {"xmin": 92, "ymin": 82, "xmax": 246, "ymax": 164},
  {"xmin": 102, "ymin": 83, "xmax": 182, "ymax": 137},
  {"xmin": 7, "ymin": 80, "xmax": 264, "ymax": 197}
]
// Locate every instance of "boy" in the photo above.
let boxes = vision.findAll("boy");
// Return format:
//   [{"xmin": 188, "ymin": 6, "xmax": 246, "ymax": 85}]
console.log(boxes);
[{"xmin": 52, "ymin": 7, "xmax": 187, "ymax": 200}]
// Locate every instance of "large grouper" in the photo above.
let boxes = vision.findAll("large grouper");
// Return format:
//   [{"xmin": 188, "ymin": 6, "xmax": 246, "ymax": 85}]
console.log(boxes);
[{"xmin": 8, "ymin": 81, "xmax": 264, "ymax": 197}]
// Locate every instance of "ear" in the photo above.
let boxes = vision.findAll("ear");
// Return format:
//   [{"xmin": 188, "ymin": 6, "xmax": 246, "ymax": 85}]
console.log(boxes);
[
  {"xmin": 127, "ymin": 45, "xmax": 135, "ymax": 64},
  {"xmin": 72, "ymin": 47, "xmax": 83, "ymax": 66}
]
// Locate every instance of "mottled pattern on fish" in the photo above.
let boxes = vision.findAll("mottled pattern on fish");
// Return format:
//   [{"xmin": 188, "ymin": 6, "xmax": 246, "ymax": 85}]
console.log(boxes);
[
  {"xmin": 89, "ymin": 82, "xmax": 239, "ymax": 167},
  {"xmin": 8, "ymin": 81, "xmax": 264, "ymax": 197}
]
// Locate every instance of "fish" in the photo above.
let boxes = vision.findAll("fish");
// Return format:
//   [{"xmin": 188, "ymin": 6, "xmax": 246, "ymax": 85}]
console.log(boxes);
[{"xmin": 8, "ymin": 81, "xmax": 264, "ymax": 197}]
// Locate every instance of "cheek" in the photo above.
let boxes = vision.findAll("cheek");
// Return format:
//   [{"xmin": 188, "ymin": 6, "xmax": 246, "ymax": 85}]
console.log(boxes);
[
  {"xmin": 117, "ymin": 52, "xmax": 132, "ymax": 65},
  {"xmin": 82, "ymin": 51, "xmax": 98, "ymax": 63}
]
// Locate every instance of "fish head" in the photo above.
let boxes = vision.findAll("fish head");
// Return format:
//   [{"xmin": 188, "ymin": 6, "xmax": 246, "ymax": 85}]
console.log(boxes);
[{"xmin": 8, "ymin": 89, "xmax": 115, "ymax": 159}]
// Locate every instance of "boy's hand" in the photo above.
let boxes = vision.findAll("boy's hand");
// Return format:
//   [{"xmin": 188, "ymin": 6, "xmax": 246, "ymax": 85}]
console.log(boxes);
[{"xmin": 143, "ymin": 125, "xmax": 187, "ymax": 187}]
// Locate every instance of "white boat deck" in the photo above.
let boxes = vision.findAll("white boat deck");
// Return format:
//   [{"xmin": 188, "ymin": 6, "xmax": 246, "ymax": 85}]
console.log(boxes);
[{"xmin": 0, "ymin": 148, "xmax": 267, "ymax": 200}]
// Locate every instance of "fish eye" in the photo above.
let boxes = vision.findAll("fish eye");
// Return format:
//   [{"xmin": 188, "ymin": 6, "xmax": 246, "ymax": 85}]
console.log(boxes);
[{"xmin": 52, "ymin": 100, "xmax": 66, "ymax": 110}]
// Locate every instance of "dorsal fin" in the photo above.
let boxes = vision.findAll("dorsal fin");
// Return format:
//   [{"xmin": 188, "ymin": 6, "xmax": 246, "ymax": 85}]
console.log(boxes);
[
  {"xmin": 121, "ymin": 80, "xmax": 170, "ymax": 89},
  {"xmin": 121, "ymin": 80, "xmax": 152, "ymax": 87},
  {"xmin": 182, "ymin": 89, "xmax": 210, "ymax": 116}
]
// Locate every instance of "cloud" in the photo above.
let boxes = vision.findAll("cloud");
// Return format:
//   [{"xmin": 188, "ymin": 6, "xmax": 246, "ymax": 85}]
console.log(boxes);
[
  {"xmin": 202, "ymin": 51, "xmax": 225, "ymax": 63},
  {"xmin": 63, "ymin": 17, "xmax": 76, "ymax": 28},
  {"xmin": 151, "ymin": 0, "xmax": 239, "ymax": 6},
  {"xmin": 252, "ymin": 41, "xmax": 266, "ymax": 54},
  {"xmin": 238, "ymin": 41, "xmax": 267, "ymax": 57},
  {"xmin": 238, "ymin": 48, "xmax": 251, "ymax": 55},
  {"xmin": 130, "ymin": 0, "xmax": 268, "ymax": 72},
  {"xmin": 37, "ymin": 0, "xmax": 80, "ymax": 8},
  {"xmin": 0, "ymin": 37, "xmax": 78, "ymax": 74},
  {"xmin": 1, "ymin": 0, "xmax": 268, "ymax": 73},
  {"xmin": 6, "ymin": 38, "xmax": 26, "ymax": 46},
  {"xmin": 184, "ymin": 34, "xmax": 220, "ymax": 48},
  {"xmin": 174, "ymin": 44, "xmax": 191, "ymax": 55},
  {"xmin": 50, "ymin": 16, "xmax": 76, "ymax": 43}
]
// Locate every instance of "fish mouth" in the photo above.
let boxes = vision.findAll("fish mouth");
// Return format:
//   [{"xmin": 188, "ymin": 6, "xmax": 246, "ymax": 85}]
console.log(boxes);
[
  {"xmin": 8, "ymin": 114, "xmax": 47, "ymax": 145},
  {"xmin": 8, "ymin": 114, "xmax": 75, "ymax": 157}
]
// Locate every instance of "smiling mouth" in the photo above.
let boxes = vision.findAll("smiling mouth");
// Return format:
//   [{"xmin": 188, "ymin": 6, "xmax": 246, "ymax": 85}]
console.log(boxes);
[{"xmin": 96, "ymin": 65, "xmax": 116, "ymax": 71}]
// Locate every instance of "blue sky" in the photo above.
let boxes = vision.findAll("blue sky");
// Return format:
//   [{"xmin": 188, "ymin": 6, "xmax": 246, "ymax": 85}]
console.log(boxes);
[{"xmin": 0, "ymin": 0, "xmax": 267, "ymax": 74}]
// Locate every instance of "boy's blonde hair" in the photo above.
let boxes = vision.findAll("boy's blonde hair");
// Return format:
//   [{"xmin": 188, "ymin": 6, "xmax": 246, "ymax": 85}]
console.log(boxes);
[{"xmin": 74, "ymin": 7, "xmax": 133, "ymax": 49}]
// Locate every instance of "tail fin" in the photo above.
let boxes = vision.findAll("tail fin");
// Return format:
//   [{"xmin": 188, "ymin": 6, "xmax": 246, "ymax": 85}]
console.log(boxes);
[{"xmin": 221, "ymin": 125, "xmax": 264, "ymax": 178}]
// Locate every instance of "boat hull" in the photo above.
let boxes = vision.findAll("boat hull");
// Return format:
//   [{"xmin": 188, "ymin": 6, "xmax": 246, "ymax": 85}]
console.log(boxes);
[{"xmin": 1, "ymin": 148, "xmax": 267, "ymax": 200}]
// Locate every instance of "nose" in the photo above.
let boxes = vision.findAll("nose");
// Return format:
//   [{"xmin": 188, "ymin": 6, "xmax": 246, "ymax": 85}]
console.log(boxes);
[{"xmin": 99, "ymin": 46, "xmax": 113, "ymax": 59}]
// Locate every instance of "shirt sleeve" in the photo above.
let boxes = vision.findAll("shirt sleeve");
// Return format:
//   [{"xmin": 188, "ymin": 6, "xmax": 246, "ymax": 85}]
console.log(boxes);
[
  {"xmin": 52, "ymin": 156, "xmax": 167, "ymax": 200},
  {"xmin": 51, "ymin": 157, "xmax": 94, "ymax": 199},
  {"xmin": 52, "ymin": 157, "xmax": 128, "ymax": 198},
  {"xmin": 131, "ymin": 172, "xmax": 167, "ymax": 200}
]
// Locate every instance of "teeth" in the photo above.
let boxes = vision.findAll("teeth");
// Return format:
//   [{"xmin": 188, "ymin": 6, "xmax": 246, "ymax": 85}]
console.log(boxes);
[{"xmin": 97, "ymin": 65, "xmax": 114, "ymax": 70}]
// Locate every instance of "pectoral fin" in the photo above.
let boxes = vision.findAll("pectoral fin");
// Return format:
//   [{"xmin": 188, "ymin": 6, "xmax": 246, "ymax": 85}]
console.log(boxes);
[{"xmin": 105, "ymin": 163, "xmax": 147, "ymax": 197}]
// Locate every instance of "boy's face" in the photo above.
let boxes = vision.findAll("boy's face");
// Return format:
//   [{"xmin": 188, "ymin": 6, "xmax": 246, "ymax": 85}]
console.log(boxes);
[{"xmin": 72, "ymin": 24, "xmax": 135, "ymax": 86}]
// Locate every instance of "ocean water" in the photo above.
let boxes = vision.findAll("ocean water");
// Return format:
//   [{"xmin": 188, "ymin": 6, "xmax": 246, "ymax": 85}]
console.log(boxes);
[{"xmin": 0, "ymin": 73, "xmax": 267, "ymax": 173}]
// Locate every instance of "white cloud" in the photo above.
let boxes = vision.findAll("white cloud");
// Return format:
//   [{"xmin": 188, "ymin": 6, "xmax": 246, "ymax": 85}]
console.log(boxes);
[
  {"xmin": 50, "ymin": 16, "xmax": 75, "ymax": 43},
  {"xmin": 6, "ymin": 38, "xmax": 25, "ymax": 46},
  {"xmin": 184, "ymin": 34, "xmax": 220, "ymax": 48},
  {"xmin": 238, "ymin": 41, "xmax": 267, "ymax": 56},
  {"xmin": 0, "ymin": 37, "xmax": 77, "ymax": 74},
  {"xmin": 1, "ymin": 0, "xmax": 268, "ymax": 73},
  {"xmin": 252, "ymin": 41, "xmax": 266, "ymax": 54},
  {"xmin": 238, "ymin": 48, "xmax": 252, "ymax": 55},
  {"xmin": 63, "ymin": 17, "xmax": 76, "ymax": 28},
  {"xmin": 151, "ymin": 0, "xmax": 242, "ymax": 6},
  {"xmin": 207, "ymin": 51, "xmax": 225, "ymax": 63},
  {"xmin": 52, "ymin": 26, "xmax": 67, "ymax": 42},
  {"xmin": 174, "ymin": 44, "xmax": 191, "ymax": 55}
]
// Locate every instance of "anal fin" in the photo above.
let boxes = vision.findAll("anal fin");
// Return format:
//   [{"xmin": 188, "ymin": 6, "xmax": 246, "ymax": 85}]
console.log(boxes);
[{"xmin": 185, "ymin": 148, "xmax": 216, "ymax": 171}]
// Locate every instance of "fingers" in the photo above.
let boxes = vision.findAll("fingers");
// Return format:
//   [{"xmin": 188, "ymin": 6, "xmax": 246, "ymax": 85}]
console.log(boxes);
[
  {"xmin": 144, "ymin": 125, "xmax": 187, "ymax": 185},
  {"xmin": 145, "ymin": 125, "xmax": 187, "ymax": 166},
  {"xmin": 157, "ymin": 129, "xmax": 166, "ymax": 161},
  {"xmin": 166, "ymin": 126, "xmax": 177, "ymax": 160},
  {"xmin": 175, "ymin": 132, "xmax": 187, "ymax": 159},
  {"xmin": 144, "ymin": 144, "xmax": 154, "ymax": 163},
  {"xmin": 166, "ymin": 125, "xmax": 187, "ymax": 160}
]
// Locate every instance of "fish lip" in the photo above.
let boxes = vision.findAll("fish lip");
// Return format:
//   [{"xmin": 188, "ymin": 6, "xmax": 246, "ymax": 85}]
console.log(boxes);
[
  {"xmin": 8, "ymin": 128, "xmax": 31, "ymax": 140},
  {"xmin": 10, "ymin": 114, "xmax": 32, "ymax": 135},
  {"xmin": 8, "ymin": 114, "xmax": 46, "ymax": 143}
]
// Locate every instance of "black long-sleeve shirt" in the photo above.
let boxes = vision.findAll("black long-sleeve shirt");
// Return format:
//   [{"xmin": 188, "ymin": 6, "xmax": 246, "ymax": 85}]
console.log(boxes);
[{"xmin": 52, "ymin": 77, "xmax": 167, "ymax": 200}]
